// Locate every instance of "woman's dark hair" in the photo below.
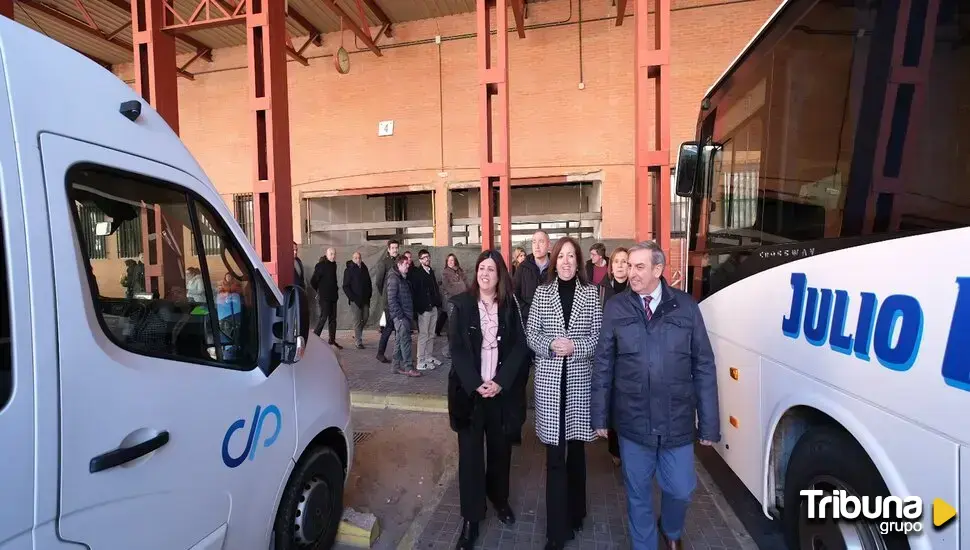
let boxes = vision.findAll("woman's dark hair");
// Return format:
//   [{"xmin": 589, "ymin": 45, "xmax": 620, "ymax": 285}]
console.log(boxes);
[
  {"xmin": 468, "ymin": 250, "xmax": 512, "ymax": 303},
  {"xmin": 546, "ymin": 236, "xmax": 588, "ymax": 285},
  {"xmin": 445, "ymin": 253, "xmax": 461, "ymax": 270}
]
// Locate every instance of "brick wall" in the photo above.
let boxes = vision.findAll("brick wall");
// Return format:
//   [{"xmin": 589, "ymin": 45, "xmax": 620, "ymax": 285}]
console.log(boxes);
[{"xmin": 113, "ymin": 0, "xmax": 781, "ymax": 243}]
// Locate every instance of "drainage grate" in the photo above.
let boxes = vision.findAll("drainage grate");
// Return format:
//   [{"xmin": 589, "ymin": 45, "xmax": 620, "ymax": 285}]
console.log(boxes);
[{"xmin": 353, "ymin": 431, "xmax": 373, "ymax": 445}]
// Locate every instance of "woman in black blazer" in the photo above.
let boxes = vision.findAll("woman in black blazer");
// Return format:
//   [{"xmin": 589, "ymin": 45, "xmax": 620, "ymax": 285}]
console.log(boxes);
[{"xmin": 447, "ymin": 250, "xmax": 530, "ymax": 550}]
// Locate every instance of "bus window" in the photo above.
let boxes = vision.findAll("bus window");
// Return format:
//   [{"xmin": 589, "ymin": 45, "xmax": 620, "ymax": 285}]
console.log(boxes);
[
  {"xmin": 689, "ymin": 0, "xmax": 877, "ymax": 299},
  {"xmin": 867, "ymin": 0, "xmax": 970, "ymax": 233}
]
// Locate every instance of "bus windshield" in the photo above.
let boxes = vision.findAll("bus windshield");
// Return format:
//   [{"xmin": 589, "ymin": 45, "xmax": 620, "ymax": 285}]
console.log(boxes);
[{"xmin": 679, "ymin": 0, "xmax": 970, "ymax": 302}]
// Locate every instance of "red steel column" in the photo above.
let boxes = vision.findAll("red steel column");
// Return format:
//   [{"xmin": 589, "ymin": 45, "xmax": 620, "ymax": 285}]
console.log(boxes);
[
  {"xmin": 477, "ymin": 0, "xmax": 512, "ymax": 266},
  {"xmin": 0, "ymin": 1, "xmax": 13, "ymax": 18},
  {"xmin": 132, "ymin": 0, "xmax": 181, "ymax": 296},
  {"xmin": 634, "ymin": 0, "xmax": 671, "ymax": 278},
  {"xmin": 248, "ymin": 0, "xmax": 294, "ymax": 288},
  {"xmin": 131, "ymin": 0, "xmax": 179, "ymax": 133}
]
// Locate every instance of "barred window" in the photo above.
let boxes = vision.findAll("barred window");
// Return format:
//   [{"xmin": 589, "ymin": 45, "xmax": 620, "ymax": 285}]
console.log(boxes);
[{"xmin": 75, "ymin": 203, "xmax": 107, "ymax": 260}]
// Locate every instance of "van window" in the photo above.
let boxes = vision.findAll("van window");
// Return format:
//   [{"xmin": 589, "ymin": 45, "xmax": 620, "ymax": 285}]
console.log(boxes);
[
  {"xmin": 67, "ymin": 166, "xmax": 259, "ymax": 370},
  {"xmin": 0, "ymin": 215, "xmax": 10, "ymax": 411}
]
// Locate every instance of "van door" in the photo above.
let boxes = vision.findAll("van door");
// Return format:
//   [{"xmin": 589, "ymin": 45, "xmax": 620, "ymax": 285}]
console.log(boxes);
[{"xmin": 41, "ymin": 134, "xmax": 296, "ymax": 550}]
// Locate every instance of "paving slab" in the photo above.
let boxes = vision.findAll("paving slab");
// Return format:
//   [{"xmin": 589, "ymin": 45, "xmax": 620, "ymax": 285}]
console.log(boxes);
[
  {"xmin": 331, "ymin": 329, "xmax": 451, "ymax": 397},
  {"xmin": 413, "ymin": 418, "xmax": 756, "ymax": 550}
]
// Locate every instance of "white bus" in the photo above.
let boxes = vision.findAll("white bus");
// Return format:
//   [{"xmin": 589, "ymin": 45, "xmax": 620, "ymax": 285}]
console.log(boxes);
[{"xmin": 673, "ymin": 0, "xmax": 968, "ymax": 548}]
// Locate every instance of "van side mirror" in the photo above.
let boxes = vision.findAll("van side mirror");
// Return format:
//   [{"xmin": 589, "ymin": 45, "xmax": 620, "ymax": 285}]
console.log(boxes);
[
  {"xmin": 675, "ymin": 142, "xmax": 700, "ymax": 197},
  {"xmin": 279, "ymin": 285, "xmax": 309, "ymax": 364}
]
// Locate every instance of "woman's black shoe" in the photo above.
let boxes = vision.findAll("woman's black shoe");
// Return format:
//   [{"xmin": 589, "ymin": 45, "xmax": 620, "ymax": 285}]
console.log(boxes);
[
  {"xmin": 495, "ymin": 504, "xmax": 516, "ymax": 525},
  {"xmin": 455, "ymin": 521, "xmax": 479, "ymax": 549},
  {"xmin": 544, "ymin": 540, "xmax": 565, "ymax": 550}
]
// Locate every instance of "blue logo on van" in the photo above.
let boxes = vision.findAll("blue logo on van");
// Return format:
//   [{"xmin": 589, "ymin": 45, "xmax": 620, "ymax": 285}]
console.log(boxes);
[{"xmin": 221, "ymin": 404, "xmax": 282, "ymax": 468}]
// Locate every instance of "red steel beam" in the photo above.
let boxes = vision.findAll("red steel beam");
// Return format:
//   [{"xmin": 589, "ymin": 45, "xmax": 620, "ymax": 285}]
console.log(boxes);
[
  {"xmin": 101, "ymin": 0, "xmax": 214, "ymax": 58},
  {"xmin": 361, "ymin": 0, "xmax": 391, "ymax": 35},
  {"xmin": 287, "ymin": 5, "xmax": 323, "ymax": 45},
  {"xmin": 320, "ymin": 0, "xmax": 381, "ymax": 56},
  {"xmin": 634, "ymin": 0, "xmax": 671, "ymax": 279},
  {"xmin": 19, "ymin": 0, "xmax": 194, "ymax": 78},
  {"xmin": 0, "ymin": 0, "xmax": 12, "ymax": 18},
  {"xmin": 510, "ymin": 0, "xmax": 525, "ymax": 38},
  {"xmin": 477, "ymin": 0, "xmax": 512, "ymax": 265},
  {"xmin": 248, "ymin": 0, "xmax": 294, "ymax": 288},
  {"xmin": 131, "ymin": 0, "xmax": 184, "ymax": 297},
  {"xmin": 161, "ymin": 0, "xmax": 246, "ymax": 33},
  {"xmin": 864, "ymin": 0, "xmax": 941, "ymax": 233},
  {"xmin": 615, "ymin": 0, "xmax": 627, "ymax": 25}
]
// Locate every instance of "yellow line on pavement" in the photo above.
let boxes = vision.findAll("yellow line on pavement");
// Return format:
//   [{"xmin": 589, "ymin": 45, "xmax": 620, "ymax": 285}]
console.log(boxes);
[{"xmin": 350, "ymin": 391, "xmax": 449, "ymax": 413}]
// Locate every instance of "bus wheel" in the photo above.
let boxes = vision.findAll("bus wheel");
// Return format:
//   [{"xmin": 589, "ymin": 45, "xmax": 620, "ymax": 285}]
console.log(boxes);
[
  {"xmin": 274, "ymin": 446, "xmax": 345, "ymax": 550},
  {"xmin": 782, "ymin": 426, "xmax": 910, "ymax": 550}
]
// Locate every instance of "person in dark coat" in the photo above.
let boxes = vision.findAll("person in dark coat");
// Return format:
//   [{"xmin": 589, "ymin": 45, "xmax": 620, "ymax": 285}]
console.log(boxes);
[
  {"xmin": 409, "ymin": 249, "xmax": 443, "ymax": 371},
  {"xmin": 596, "ymin": 246, "xmax": 630, "ymax": 465},
  {"xmin": 448, "ymin": 250, "xmax": 530, "ymax": 550},
  {"xmin": 592, "ymin": 240, "xmax": 720, "ymax": 550},
  {"xmin": 310, "ymin": 247, "xmax": 342, "ymax": 348},
  {"xmin": 375, "ymin": 239, "xmax": 400, "ymax": 363},
  {"xmin": 512, "ymin": 230, "xmax": 551, "ymax": 323},
  {"xmin": 293, "ymin": 242, "xmax": 306, "ymax": 290},
  {"xmin": 342, "ymin": 250, "xmax": 373, "ymax": 349},
  {"xmin": 386, "ymin": 255, "xmax": 420, "ymax": 377}
]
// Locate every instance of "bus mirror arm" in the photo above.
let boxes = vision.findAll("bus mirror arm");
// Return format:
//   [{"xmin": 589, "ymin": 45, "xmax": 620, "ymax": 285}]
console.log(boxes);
[{"xmin": 279, "ymin": 285, "xmax": 309, "ymax": 364}]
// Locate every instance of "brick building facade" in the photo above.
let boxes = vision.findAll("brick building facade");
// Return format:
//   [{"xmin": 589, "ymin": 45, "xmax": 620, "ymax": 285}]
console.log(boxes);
[{"xmin": 113, "ymin": 0, "xmax": 782, "ymax": 249}]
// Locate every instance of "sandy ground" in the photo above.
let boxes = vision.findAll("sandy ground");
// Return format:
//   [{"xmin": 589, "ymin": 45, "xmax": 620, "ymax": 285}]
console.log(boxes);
[{"xmin": 338, "ymin": 408, "xmax": 458, "ymax": 550}]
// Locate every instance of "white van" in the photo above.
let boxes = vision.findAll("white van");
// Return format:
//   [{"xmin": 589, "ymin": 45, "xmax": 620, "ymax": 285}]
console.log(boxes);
[{"xmin": 0, "ymin": 17, "xmax": 353, "ymax": 550}]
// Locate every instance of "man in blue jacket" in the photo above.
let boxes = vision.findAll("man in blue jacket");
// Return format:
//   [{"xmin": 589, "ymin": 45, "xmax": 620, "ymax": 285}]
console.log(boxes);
[{"xmin": 591, "ymin": 240, "xmax": 720, "ymax": 550}]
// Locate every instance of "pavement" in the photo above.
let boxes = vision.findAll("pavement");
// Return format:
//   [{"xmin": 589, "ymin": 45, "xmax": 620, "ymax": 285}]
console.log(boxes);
[
  {"xmin": 331, "ymin": 329, "xmax": 763, "ymax": 550},
  {"xmin": 411, "ymin": 419, "xmax": 757, "ymax": 550},
  {"xmin": 333, "ymin": 328, "xmax": 451, "ymax": 408}
]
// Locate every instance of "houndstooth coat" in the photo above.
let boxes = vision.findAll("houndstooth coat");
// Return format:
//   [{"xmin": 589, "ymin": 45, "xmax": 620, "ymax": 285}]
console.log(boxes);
[{"xmin": 526, "ymin": 280, "xmax": 603, "ymax": 446}]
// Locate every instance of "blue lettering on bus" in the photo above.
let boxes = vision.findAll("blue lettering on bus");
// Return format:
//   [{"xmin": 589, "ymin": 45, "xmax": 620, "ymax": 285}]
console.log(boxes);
[
  {"xmin": 782, "ymin": 273, "xmax": 923, "ymax": 372},
  {"xmin": 221, "ymin": 404, "xmax": 283, "ymax": 468},
  {"xmin": 941, "ymin": 277, "xmax": 970, "ymax": 391}
]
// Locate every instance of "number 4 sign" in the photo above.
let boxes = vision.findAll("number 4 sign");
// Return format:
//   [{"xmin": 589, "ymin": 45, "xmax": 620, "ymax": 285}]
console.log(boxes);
[{"xmin": 378, "ymin": 120, "xmax": 394, "ymax": 137}]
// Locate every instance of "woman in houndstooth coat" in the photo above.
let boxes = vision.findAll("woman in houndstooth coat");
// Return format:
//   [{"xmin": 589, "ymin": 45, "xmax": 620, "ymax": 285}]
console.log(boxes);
[{"xmin": 526, "ymin": 236, "xmax": 603, "ymax": 550}]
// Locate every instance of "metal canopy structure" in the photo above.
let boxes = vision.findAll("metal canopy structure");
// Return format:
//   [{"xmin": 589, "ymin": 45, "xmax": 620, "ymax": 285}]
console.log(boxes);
[{"xmin": 0, "ymin": 0, "xmax": 672, "ymax": 285}]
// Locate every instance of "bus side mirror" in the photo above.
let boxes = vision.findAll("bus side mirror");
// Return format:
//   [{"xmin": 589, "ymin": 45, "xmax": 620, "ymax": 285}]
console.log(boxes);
[
  {"xmin": 675, "ymin": 142, "xmax": 700, "ymax": 198},
  {"xmin": 279, "ymin": 285, "xmax": 309, "ymax": 364}
]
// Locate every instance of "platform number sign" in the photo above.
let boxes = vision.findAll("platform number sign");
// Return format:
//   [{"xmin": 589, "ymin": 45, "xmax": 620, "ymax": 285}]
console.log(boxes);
[{"xmin": 378, "ymin": 120, "xmax": 394, "ymax": 137}]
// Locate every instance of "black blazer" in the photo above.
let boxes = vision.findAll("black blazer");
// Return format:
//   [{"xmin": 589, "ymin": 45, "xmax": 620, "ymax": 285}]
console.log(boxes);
[{"xmin": 446, "ymin": 291, "xmax": 530, "ymax": 437}]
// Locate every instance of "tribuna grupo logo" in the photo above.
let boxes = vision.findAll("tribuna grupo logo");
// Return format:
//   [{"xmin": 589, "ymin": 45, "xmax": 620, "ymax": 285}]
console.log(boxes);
[{"xmin": 800, "ymin": 489, "xmax": 924, "ymax": 535}]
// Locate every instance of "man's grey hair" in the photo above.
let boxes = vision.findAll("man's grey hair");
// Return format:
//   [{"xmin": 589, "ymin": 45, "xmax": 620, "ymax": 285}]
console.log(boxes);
[{"xmin": 628, "ymin": 240, "xmax": 666, "ymax": 267}]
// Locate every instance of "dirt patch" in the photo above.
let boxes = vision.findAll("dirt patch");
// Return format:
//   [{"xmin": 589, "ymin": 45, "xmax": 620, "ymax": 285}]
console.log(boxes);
[{"xmin": 340, "ymin": 409, "xmax": 457, "ymax": 549}]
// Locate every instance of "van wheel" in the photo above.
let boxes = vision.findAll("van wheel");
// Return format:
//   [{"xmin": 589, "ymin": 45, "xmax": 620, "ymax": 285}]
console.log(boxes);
[
  {"xmin": 782, "ymin": 426, "xmax": 910, "ymax": 550},
  {"xmin": 274, "ymin": 446, "xmax": 344, "ymax": 550}
]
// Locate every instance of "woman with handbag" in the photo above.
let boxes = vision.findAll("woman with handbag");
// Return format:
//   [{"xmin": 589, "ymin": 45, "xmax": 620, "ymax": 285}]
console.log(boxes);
[{"xmin": 447, "ymin": 250, "xmax": 530, "ymax": 550}]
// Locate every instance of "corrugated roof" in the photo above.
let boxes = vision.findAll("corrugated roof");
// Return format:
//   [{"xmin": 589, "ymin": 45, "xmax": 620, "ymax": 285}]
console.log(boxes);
[{"xmin": 10, "ymin": 0, "xmax": 499, "ymax": 70}]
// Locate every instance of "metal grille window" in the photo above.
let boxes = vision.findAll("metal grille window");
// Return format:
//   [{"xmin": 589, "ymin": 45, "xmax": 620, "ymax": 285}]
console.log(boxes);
[
  {"xmin": 116, "ymin": 217, "xmax": 143, "ymax": 258},
  {"xmin": 76, "ymin": 203, "xmax": 107, "ymax": 259},
  {"xmin": 233, "ymin": 193, "xmax": 255, "ymax": 245},
  {"xmin": 191, "ymin": 214, "xmax": 223, "ymax": 256}
]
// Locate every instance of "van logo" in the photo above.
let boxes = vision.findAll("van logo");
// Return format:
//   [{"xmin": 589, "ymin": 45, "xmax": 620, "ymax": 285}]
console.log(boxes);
[{"xmin": 221, "ymin": 404, "xmax": 283, "ymax": 468}]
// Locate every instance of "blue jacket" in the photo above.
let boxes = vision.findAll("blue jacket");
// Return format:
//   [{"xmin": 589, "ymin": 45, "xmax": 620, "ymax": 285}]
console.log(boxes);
[
  {"xmin": 591, "ymin": 278, "xmax": 720, "ymax": 448},
  {"xmin": 386, "ymin": 270, "xmax": 414, "ymax": 324}
]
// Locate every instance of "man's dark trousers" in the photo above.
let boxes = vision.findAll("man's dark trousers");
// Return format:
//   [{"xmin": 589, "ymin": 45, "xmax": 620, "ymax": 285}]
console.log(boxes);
[
  {"xmin": 619, "ymin": 435, "xmax": 695, "ymax": 550},
  {"xmin": 378, "ymin": 307, "xmax": 395, "ymax": 356},
  {"xmin": 315, "ymin": 300, "xmax": 338, "ymax": 342}
]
